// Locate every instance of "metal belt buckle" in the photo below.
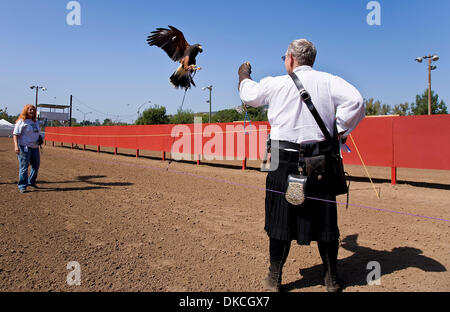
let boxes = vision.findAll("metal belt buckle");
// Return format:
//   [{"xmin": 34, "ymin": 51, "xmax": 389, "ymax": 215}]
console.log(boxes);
[
  {"xmin": 285, "ymin": 174, "xmax": 307, "ymax": 206},
  {"xmin": 300, "ymin": 89, "xmax": 311, "ymax": 102}
]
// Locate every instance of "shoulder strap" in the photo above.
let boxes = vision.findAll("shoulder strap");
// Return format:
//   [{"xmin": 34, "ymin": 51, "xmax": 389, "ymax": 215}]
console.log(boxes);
[{"xmin": 289, "ymin": 72, "xmax": 333, "ymax": 143}]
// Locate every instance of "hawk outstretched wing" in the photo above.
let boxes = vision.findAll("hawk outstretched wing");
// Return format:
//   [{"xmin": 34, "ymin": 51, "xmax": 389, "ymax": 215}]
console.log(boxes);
[{"xmin": 147, "ymin": 25, "xmax": 190, "ymax": 62}]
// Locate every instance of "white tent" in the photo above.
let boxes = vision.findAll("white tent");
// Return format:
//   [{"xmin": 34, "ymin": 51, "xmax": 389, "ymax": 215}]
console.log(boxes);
[{"xmin": 0, "ymin": 119, "xmax": 14, "ymax": 137}]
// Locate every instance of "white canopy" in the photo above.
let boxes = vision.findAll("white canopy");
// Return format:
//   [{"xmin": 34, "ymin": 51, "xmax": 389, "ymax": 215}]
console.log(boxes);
[
  {"xmin": 0, "ymin": 119, "xmax": 14, "ymax": 137},
  {"xmin": 0, "ymin": 119, "xmax": 13, "ymax": 126}
]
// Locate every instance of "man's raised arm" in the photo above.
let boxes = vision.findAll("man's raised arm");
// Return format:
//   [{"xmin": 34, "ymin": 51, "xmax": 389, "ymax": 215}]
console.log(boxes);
[{"xmin": 238, "ymin": 62, "xmax": 268, "ymax": 108}]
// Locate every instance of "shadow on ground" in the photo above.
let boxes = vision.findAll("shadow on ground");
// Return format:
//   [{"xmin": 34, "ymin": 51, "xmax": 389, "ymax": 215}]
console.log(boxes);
[
  {"xmin": 57, "ymin": 145, "xmax": 263, "ymax": 172},
  {"xmin": 283, "ymin": 234, "xmax": 446, "ymax": 292},
  {"xmin": 348, "ymin": 176, "xmax": 450, "ymax": 191},
  {"xmin": 53, "ymin": 145, "xmax": 450, "ymax": 182},
  {"xmin": 3, "ymin": 175, "xmax": 133, "ymax": 192}
]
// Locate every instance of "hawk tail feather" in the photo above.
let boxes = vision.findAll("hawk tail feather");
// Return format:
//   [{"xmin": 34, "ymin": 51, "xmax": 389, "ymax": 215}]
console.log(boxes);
[{"xmin": 170, "ymin": 66, "xmax": 195, "ymax": 89}]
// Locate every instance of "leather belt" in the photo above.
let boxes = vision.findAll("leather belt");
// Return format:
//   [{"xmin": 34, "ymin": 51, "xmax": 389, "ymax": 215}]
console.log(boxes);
[
  {"xmin": 272, "ymin": 140, "xmax": 330, "ymax": 152},
  {"xmin": 274, "ymin": 140, "xmax": 301, "ymax": 151}
]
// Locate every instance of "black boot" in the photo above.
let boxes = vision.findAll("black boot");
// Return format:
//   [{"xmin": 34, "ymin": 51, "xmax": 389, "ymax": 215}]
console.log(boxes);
[
  {"xmin": 318, "ymin": 240, "xmax": 341, "ymax": 292},
  {"xmin": 263, "ymin": 261, "xmax": 283, "ymax": 292}
]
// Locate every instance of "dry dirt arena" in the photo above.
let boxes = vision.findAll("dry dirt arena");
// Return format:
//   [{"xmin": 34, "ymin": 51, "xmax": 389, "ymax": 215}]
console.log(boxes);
[{"xmin": 0, "ymin": 137, "xmax": 449, "ymax": 292}]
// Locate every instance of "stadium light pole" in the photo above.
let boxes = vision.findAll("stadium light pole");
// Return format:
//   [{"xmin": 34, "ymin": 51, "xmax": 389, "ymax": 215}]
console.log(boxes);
[
  {"xmin": 30, "ymin": 86, "xmax": 46, "ymax": 110},
  {"xmin": 415, "ymin": 54, "xmax": 439, "ymax": 115},
  {"xmin": 76, "ymin": 108, "xmax": 92, "ymax": 124},
  {"xmin": 202, "ymin": 85, "xmax": 213, "ymax": 123}
]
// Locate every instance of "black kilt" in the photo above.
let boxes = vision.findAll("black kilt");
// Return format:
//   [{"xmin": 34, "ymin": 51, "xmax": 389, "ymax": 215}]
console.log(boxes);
[{"xmin": 264, "ymin": 142, "xmax": 340, "ymax": 245}]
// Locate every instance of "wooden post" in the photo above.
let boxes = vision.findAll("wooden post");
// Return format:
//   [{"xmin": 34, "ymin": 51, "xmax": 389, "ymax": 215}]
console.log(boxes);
[
  {"xmin": 162, "ymin": 152, "xmax": 165, "ymax": 161},
  {"xmin": 136, "ymin": 149, "xmax": 139, "ymax": 158},
  {"xmin": 61, "ymin": 142, "xmax": 63, "ymax": 147},
  {"xmin": 114, "ymin": 147, "xmax": 118, "ymax": 155},
  {"xmin": 52, "ymin": 141, "xmax": 54, "ymax": 147},
  {"xmin": 242, "ymin": 158, "xmax": 247, "ymax": 170},
  {"xmin": 97, "ymin": 145, "xmax": 100, "ymax": 153},
  {"xmin": 71, "ymin": 143, "xmax": 73, "ymax": 149},
  {"xmin": 83, "ymin": 144, "xmax": 86, "ymax": 150}
]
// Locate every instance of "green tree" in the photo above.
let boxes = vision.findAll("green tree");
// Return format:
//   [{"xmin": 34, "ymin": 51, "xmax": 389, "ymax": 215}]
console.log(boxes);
[
  {"xmin": 194, "ymin": 113, "xmax": 210, "ymax": 123},
  {"xmin": 380, "ymin": 104, "xmax": 390, "ymax": 115},
  {"xmin": 410, "ymin": 89, "xmax": 448, "ymax": 115},
  {"xmin": 79, "ymin": 120, "xmax": 93, "ymax": 126},
  {"xmin": 135, "ymin": 105, "xmax": 169, "ymax": 125},
  {"xmin": 0, "ymin": 107, "xmax": 9, "ymax": 121},
  {"xmin": 103, "ymin": 118, "xmax": 113, "ymax": 126},
  {"xmin": 0, "ymin": 107, "xmax": 18, "ymax": 123},
  {"xmin": 100, "ymin": 118, "xmax": 128, "ymax": 126},
  {"xmin": 246, "ymin": 106, "xmax": 268, "ymax": 121},
  {"xmin": 169, "ymin": 109, "xmax": 195, "ymax": 124},
  {"xmin": 392, "ymin": 102, "xmax": 410, "ymax": 116},
  {"xmin": 211, "ymin": 109, "xmax": 242, "ymax": 123},
  {"xmin": 364, "ymin": 98, "xmax": 391, "ymax": 116}
]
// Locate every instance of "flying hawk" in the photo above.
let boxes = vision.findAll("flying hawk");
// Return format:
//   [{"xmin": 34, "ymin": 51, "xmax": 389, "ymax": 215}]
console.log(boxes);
[{"xmin": 147, "ymin": 26, "xmax": 203, "ymax": 90}]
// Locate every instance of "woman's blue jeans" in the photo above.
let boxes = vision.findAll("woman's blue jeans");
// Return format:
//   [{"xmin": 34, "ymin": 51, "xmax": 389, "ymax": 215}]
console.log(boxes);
[{"xmin": 17, "ymin": 145, "xmax": 40, "ymax": 190}]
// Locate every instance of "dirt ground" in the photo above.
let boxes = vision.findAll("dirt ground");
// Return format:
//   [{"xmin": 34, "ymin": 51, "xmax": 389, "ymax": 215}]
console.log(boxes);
[{"xmin": 0, "ymin": 137, "xmax": 449, "ymax": 292}]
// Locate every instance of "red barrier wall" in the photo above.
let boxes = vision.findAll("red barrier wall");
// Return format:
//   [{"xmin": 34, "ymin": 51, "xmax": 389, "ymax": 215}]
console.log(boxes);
[
  {"xmin": 45, "ymin": 115, "xmax": 450, "ymax": 183},
  {"xmin": 341, "ymin": 115, "xmax": 450, "ymax": 171},
  {"xmin": 341, "ymin": 116, "xmax": 394, "ymax": 167},
  {"xmin": 45, "ymin": 121, "xmax": 270, "ymax": 160},
  {"xmin": 393, "ymin": 115, "xmax": 450, "ymax": 170}
]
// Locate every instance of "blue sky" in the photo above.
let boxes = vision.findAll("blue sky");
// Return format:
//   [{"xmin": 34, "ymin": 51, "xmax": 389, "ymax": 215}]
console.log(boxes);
[{"xmin": 1, "ymin": 0, "xmax": 449, "ymax": 123}]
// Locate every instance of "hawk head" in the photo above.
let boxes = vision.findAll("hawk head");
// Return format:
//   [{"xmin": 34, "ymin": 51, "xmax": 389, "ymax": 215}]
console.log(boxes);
[{"xmin": 193, "ymin": 44, "xmax": 203, "ymax": 53}]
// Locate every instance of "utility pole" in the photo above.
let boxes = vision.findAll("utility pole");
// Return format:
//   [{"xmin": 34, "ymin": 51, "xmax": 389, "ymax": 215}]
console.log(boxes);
[
  {"xmin": 202, "ymin": 85, "xmax": 213, "ymax": 123},
  {"xmin": 209, "ymin": 87, "xmax": 212, "ymax": 123},
  {"xmin": 30, "ymin": 85, "xmax": 46, "ymax": 111},
  {"xmin": 415, "ymin": 55, "xmax": 439, "ymax": 115},
  {"xmin": 428, "ymin": 58, "xmax": 432, "ymax": 116},
  {"xmin": 76, "ymin": 108, "xmax": 92, "ymax": 124},
  {"xmin": 70, "ymin": 95, "xmax": 73, "ymax": 126}
]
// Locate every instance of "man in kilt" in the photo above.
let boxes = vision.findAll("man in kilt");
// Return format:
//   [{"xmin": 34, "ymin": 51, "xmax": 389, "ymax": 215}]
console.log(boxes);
[{"xmin": 238, "ymin": 39, "xmax": 365, "ymax": 292}]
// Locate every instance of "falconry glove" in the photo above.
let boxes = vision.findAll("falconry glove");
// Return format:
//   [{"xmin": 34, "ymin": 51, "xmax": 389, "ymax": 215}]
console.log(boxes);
[{"xmin": 238, "ymin": 62, "xmax": 252, "ymax": 89}]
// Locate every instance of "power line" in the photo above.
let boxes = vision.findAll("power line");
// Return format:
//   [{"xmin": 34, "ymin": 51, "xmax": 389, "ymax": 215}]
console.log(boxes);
[{"xmin": 72, "ymin": 96, "xmax": 138, "ymax": 118}]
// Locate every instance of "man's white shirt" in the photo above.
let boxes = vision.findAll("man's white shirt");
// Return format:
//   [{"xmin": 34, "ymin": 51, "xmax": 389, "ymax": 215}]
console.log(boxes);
[{"xmin": 239, "ymin": 65, "xmax": 365, "ymax": 144}]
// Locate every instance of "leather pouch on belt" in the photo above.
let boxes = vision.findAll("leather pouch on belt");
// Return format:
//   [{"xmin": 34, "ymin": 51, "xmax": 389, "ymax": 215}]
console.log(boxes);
[
  {"xmin": 285, "ymin": 174, "xmax": 307, "ymax": 206},
  {"xmin": 304, "ymin": 155, "xmax": 328, "ymax": 186},
  {"xmin": 285, "ymin": 154, "xmax": 328, "ymax": 206}
]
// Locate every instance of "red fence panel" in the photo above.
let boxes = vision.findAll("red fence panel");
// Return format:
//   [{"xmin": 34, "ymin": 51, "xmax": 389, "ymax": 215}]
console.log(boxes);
[
  {"xmin": 45, "ymin": 121, "xmax": 272, "ymax": 160},
  {"xmin": 393, "ymin": 114, "xmax": 450, "ymax": 170},
  {"xmin": 44, "ymin": 115, "xmax": 450, "ymax": 182},
  {"xmin": 342, "ymin": 116, "xmax": 394, "ymax": 168}
]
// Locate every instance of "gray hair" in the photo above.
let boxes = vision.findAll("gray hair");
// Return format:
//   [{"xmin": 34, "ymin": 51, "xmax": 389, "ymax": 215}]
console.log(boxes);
[{"xmin": 286, "ymin": 39, "xmax": 317, "ymax": 66}]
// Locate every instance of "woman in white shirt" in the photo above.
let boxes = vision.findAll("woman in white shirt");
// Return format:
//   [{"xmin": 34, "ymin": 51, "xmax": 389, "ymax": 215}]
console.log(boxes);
[{"xmin": 13, "ymin": 104, "xmax": 42, "ymax": 193}]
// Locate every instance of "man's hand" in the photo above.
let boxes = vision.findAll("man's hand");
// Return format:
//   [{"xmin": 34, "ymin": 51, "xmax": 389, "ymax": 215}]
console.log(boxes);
[
  {"xmin": 338, "ymin": 130, "xmax": 348, "ymax": 145},
  {"xmin": 238, "ymin": 62, "xmax": 252, "ymax": 89},
  {"xmin": 15, "ymin": 147, "xmax": 20, "ymax": 155},
  {"xmin": 239, "ymin": 62, "xmax": 252, "ymax": 76}
]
